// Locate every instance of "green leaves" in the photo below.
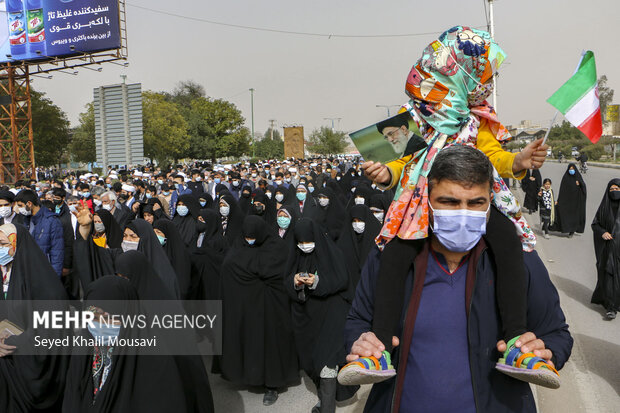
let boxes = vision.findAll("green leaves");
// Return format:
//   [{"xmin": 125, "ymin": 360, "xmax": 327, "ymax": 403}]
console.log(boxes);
[
  {"xmin": 306, "ymin": 126, "xmax": 349, "ymax": 156},
  {"xmin": 31, "ymin": 89, "xmax": 70, "ymax": 167},
  {"xmin": 70, "ymin": 103, "xmax": 96, "ymax": 164},
  {"xmin": 143, "ymin": 91, "xmax": 189, "ymax": 165}
]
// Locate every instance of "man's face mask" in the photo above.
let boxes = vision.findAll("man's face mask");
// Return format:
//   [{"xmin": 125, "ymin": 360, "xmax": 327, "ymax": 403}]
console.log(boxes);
[{"xmin": 429, "ymin": 202, "xmax": 489, "ymax": 252}]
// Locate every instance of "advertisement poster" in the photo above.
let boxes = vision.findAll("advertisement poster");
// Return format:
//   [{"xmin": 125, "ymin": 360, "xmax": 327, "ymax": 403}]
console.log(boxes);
[
  {"xmin": 0, "ymin": 0, "xmax": 121, "ymax": 63},
  {"xmin": 349, "ymin": 111, "xmax": 425, "ymax": 164}
]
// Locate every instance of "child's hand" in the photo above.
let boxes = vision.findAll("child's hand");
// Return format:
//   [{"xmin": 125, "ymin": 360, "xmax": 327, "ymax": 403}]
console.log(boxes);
[
  {"xmin": 362, "ymin": 161, "xmax": 391, "ymax": 186},
  {"xmin": 513, "ymin": 138, "xmax": 549, "ymax": 174}
]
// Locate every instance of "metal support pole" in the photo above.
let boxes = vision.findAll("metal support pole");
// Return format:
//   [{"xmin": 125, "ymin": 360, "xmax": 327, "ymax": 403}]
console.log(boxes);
[
  {"xmin": 488, "ymin": 0, "xmax": 497, "ymax": 111},
  {"xmin": 250, "ymin": 88, "xmax": 255, "ymax": 157}
]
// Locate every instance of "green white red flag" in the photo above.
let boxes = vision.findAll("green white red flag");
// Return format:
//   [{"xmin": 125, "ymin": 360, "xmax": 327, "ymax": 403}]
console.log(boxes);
[{"xmin": 547, "ymin": 51, "xmax": 602, "ymax": 143}]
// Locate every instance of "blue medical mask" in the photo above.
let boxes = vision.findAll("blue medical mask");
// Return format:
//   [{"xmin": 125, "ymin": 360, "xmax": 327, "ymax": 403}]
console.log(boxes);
[
  {"xmin": 157, "ymin": 179, "xmax": 164, "ymax": 185},
  {"xmin": 157, "ymin": 235, "xmax": 167, "ymax": 246},
  {"xmin": 245, "ymin": 238, "xmax": 256, "ymax": 245},
  {"xmin": 296, "ymin": 192, "xmax": 306, "ymax": 202},
  {"xmin": 163, "ymin": 191, "xmax": 170, "ymax": 196},
  {"xmin": 199, "ymin": 201, "xmax": 207, "ymax": 207},
  {"xmin": 308, "ymin": 186, "xmax": 315, "ymax": 193},
  {"xmin": 87, "ymin": 322, "xmax": 121, "ymax": 346},
  {"xmin": 82, "ymin": 192, "xmax": 91, "ymax": 198},
  {"xmin": 175, "ymin": 183, "xmax": 181, "ymax": 189},
  {"xmin": 55, "ymin": 205, "xmax": 62, "ymax": 214},
  {"xmin": 0, "ymin": 246, "xmax": 14, "ymax": 266},
  {"xmin": 277, "ymin": 216, "xmax": 291, "ymax": 229},
  {"xmin": 569, "ymin": 169, "xmax": 575, "ymax": 175},
  {"xmin": 214, "ymin": 178, "xmax": 221, "ymax": 184},
  {"xmin": 177, "ymin": 205, "xmax": 189, "ymax": 216},
  {"xmin": 429, "ymin": 203, "xmax": 488, "ymax": 252},
  {"xmin": 146, "ymin": 193, "xmax": 152, "ymax": 199}
]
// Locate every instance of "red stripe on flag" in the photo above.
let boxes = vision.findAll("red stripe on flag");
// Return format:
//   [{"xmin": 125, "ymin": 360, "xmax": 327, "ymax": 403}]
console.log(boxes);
[{"xmin": 578, "ymin": 108, "xmax": 603, "ymax": 144}]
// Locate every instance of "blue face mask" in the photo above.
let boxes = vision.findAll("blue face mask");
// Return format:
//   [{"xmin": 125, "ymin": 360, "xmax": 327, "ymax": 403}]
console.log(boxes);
[
  {"xmin": 175, "ymin": 183, "xmax": 181, "ymax": 189},
  {"xmin": 277, "ymin": 216, "xmax": 291, "ymax": 229},
  {"xmin": 157, "ymin": 180, "xmax": 164, "ymax": 185},
  {"xmin": 245, "ymin": 238, "xmax": 256, "ymax": 245},
  {"xmin": 0, "ymin": 246, "xmax": 14, "ymax": 266},
  {"xmin": 82, "ymin": 192, "xmax": 91, "ymax": 198},
  {"xmin": 199, "ymin": 201, "xmax": 206, "ymax": 207},
  {"xmin": 569, "ymin": 169, "xmax": 575, "ymax": 175},
  {"xmin": 214, "ymin": 178, "xmax": 221, "ymax": 184},
  {"xmin": 430, "ymin": 203, "xmax": 488, "ymax": 252},
  {"xmin": 157, "ymin": 235, "xmax": 166, "ymax": 246},
  {"xmin": 296, "ymin": 192, "xmax": 306, "ymax": 202},
  {"xmin": 146, "ymin": 193, "xmax": 152, "ymax": 199},
  {"xmin": 163, "ymin": 191, "xmax": 170, "ymax": 196},
  {"xmin": 87, "ymin": 322, "xmax": 121, "ymax": 346},
  {"xmin": 177, "ymin": 205, "xmax": 189, "ymax": 216},
  {"xmin": 55, "ymin": 205, "xmax": 62, "ymax": 214},
  {"xmin": 308, "ymin": 186, "xmax": 315, "ymax": 193}
]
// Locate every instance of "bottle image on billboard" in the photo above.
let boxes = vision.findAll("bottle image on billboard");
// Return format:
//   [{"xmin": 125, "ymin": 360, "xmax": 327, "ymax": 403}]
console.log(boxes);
[
  {"xmin": 6, "ymin": 0, "xmax": 27, "ymax": 56},
  {"xmin": 26, "ymin": 0, "xmax": 45, "ymax": 55}
]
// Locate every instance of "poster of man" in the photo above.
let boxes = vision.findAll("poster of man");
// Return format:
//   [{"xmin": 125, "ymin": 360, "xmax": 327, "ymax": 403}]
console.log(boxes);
[{"xmin": 350, "ymin": 111, "xmax": 426, "ymax": 164}]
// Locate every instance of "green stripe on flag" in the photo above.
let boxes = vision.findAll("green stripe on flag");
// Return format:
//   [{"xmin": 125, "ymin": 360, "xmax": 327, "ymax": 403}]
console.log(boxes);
[{"xmin": 547, "ymin": 51, "xmax": 598, "ymax": 114}]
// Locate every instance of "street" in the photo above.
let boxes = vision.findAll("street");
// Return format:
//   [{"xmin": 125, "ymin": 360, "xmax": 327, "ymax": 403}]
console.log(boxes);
[{"xmin": 206, "ymin": 161, "xmax": 620, "ymax": 413}]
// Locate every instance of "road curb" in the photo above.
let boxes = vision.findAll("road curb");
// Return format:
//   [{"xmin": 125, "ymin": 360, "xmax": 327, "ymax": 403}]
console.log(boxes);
[{"xmin": 547, "ymin": 159, "xmax": 620, "ymax": 170}]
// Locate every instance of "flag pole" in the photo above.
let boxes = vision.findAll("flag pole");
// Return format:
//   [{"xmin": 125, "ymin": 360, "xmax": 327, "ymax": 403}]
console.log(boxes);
[{"xmin": 542, "ymin": 50, "xmax": 587, "ymax": 146}]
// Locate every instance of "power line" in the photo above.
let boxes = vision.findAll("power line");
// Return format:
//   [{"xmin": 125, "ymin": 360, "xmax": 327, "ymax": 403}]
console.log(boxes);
[{"xmin": 126, "ymin": 3, "xmax": 471, "ymax": 39}]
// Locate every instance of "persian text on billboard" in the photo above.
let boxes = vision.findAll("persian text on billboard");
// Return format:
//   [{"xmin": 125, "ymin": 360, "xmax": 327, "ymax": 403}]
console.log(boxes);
[{"xmin": 0, "ymin": 0, "xmax": 121, "ymax": 63}]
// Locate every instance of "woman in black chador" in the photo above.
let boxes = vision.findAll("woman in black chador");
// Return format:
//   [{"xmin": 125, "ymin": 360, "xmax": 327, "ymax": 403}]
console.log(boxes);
[
  {"xmin": 285, "ymin": 218, "xmax": 357, "ymax": 413},
  {"xmin": 522, "ymin": 169, "xmax": 542, "ymax": 213},
  {"xmin": 552, "ymin": 163, "xmax": 587, "ymax": 236},
  {"xmin": 220, "ymin": 216, "xmax": 299, "ymax": 406},
  {"xmin": 591, "ymin": 178, "xmax": 620, "ymax": 319}
]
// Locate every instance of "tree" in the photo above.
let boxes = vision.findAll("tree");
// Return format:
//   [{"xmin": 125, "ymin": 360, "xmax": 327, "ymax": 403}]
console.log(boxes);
[
  {"xmin": 599, "ymin": 75, "xmax": 614, "ymax": 125},
  {"xmin": 254, "ymin": 128, "xmax": 284, "ymax": 159},
  {"xmin": 307, "ymin": 127, "xmax": 348, "ymax": 156},
  {"xmin": 142, "ymin": 91, "xmax": 189, "ymax": 165},
  {"xmin": 69, "ymin": 103, "xmax": 96, "ymax": 164},
  {"xmin": 186, "ymin": 97, "xmax": 250, "ymax": 162},
  {"xmin": 31, "ymin": 89, "xmax": 71, "ymax": 167}
]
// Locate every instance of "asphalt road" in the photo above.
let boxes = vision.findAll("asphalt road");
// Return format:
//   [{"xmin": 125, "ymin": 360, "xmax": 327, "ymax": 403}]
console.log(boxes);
[{"xmin": 205, "ymin": 161, "xmax": 620, "ymax": 413}]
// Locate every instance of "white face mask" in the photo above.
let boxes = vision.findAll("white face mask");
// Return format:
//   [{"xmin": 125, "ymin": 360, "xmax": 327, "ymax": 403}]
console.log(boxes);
[
  {"xmin": 18, "ymin": 206, "xmax": 31, "ymax": 216},
  {"xmin": 354, "ymin": 197, "xmax": 365, "ymax": 205},
  {"xmin": 352, "ymin": 222, "xmax": 366, "ymax": 234},
  {"xmin": 219, "ymin": 206, "xmax": 230, "ymax": 217},
  {"xmin": 318, "ymin": 197, "xmax": 329, "ymax": 207},
  {"xmin": 93, "ymin": 199, "xmax": 102, "ymax": 207},
  {"xmin": 102, "ymin": 203, "xmax": 112, "ymax": 211},
  {"xmin": 373, "ymin": 212, "xmax": 385, "ymax": 222},
  {"xmin": 0, "ymin": 206, "xmax": 12, "ymax": 218},
  {"xmin": 297, "ymin": 242, "xmax": 315, "ymax": 254},
  {"xmin": 121, "ymin": 240, "xmax": 139, "ymax": 252},
  {"xmin": 275, "ymin": 180, "xmax": 282, "ymax": 186},
  {"xmin": 69, "ymin": 204, "xmax": 78, "ymax": 213},
  {"xmin": 265, "ymin": 192, "xmax": 272, "ymax": 199},
  {"xmin": 275, "ymin": 193, "xmax": 284, "ymax": 203}
]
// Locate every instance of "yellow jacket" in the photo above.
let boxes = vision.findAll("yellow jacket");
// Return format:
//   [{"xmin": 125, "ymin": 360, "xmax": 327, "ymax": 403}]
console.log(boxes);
[{"xmin": 382, "ymin": 118, "xmax": 526, "ymax": 190}]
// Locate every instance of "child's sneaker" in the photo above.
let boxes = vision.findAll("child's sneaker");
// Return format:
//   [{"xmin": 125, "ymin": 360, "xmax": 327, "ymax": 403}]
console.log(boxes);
[
  {"xmin": 337, "ymin": 351, "xmax": 396, "ymax": 386},
  {"xmin": 495, "ymin": 336, "xmax": 560, "ymax": 389}
]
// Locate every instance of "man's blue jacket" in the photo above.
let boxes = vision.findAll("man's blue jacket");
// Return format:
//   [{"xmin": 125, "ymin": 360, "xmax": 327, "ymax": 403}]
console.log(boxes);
[
  {"xmin": 30, "ymin": 206, "xmax": 65, "ymax": 276},
  {"xmin": 344, "ymin": 242, "xmax": 573, "ymax": 413}
]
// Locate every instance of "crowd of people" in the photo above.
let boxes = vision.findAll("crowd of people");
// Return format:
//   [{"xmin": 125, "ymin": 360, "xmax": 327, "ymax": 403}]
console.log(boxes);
[{"xmin": 0, "ymin": 154, "xmax": 401, "ymax": 412}]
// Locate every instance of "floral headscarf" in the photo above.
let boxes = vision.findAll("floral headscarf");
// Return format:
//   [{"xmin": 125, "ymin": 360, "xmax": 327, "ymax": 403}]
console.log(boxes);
[
  {"xmin": 0, "ymin": 223, "xmax": 17, "ymax": 250},
  {"xmin": 377, "ymin": 26, "xmax": 535, "ymax": 251}
]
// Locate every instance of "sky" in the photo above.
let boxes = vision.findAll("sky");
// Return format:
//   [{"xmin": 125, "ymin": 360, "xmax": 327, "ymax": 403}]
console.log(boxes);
[{"xmin": 31, "ymin": 0, "xmax": 620, "ymax": 137}]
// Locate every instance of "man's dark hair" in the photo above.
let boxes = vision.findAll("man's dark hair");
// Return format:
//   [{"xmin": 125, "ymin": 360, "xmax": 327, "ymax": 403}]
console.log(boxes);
[
  {"xmin": 14, "ymin": 189, "xmax": 40, "ymax": 206},
  {"xmin": 376, "ymin": 112, "xmax": 411, "ymax": 134},
  {"xmin": 112, "ymin": 182, "xmax": 123, "ymax": 192},
  {"xmin": 147, "ymin": 185, "xmax": 156, "ymax": 193},
  {"xmin": 428, "ymin": 145, "xmax": 494, "ymax": 192},
  {"xmin": 51, "ymin": 187, "xmax": 67, "ymax": 199},
  {"xmin": 79, "ymin": 182, "xmax": 90, "ymax": 191}
]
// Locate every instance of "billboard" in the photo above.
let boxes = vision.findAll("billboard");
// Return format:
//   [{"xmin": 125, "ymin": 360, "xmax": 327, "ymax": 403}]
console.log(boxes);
[
  {"xmin": 0, "ymin": 0, "xmax": 121, "ymax": 63},
  {"xmin": 283, "ymin": 126, "xmax": 304, "ymax": 159},
  {"xmin": 94, "ymin": 82, "xmax": 144, "ymax": 167},
  {"xmin": 607, "ymin": 104, "xmax": 619, "ymax": 122}
]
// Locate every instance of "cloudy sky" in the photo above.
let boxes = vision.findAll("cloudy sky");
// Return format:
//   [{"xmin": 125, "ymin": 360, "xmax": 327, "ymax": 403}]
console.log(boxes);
[{"xmin": 32, "ymin": 0, "xmax": 620, "ymax": 137}]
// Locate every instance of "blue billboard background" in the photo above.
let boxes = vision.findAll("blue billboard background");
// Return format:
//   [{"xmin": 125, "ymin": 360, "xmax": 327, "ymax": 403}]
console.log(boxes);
[{"xmin": 0, "ymin": 0, "xmax": 121, "ymax": 64}]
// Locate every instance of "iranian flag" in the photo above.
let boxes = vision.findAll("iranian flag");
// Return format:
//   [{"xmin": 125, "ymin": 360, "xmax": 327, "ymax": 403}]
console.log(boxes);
[{"xmin": 547, "ymin": 51, "xmax": 603, "ymax": 143}]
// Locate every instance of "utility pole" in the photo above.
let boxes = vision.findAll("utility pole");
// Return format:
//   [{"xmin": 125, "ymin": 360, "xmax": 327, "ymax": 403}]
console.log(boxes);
[
  {"xmin": 376, "ymin": 104, "xmax": 400, "ymax": 117},
  {"xmin": 323, "ymin": 117, "xmax": 341, "ymax": 132},
  {"xmin": 249, "ymin": 88, "xmax": 255, "ymax": 157},
  {"xmin": 268, "ymin": 119, "xmax": 276, "ymax": 140},
  {"xmin": 488, "ymin": 0, "xmax": 497, "ymax": 110}
]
